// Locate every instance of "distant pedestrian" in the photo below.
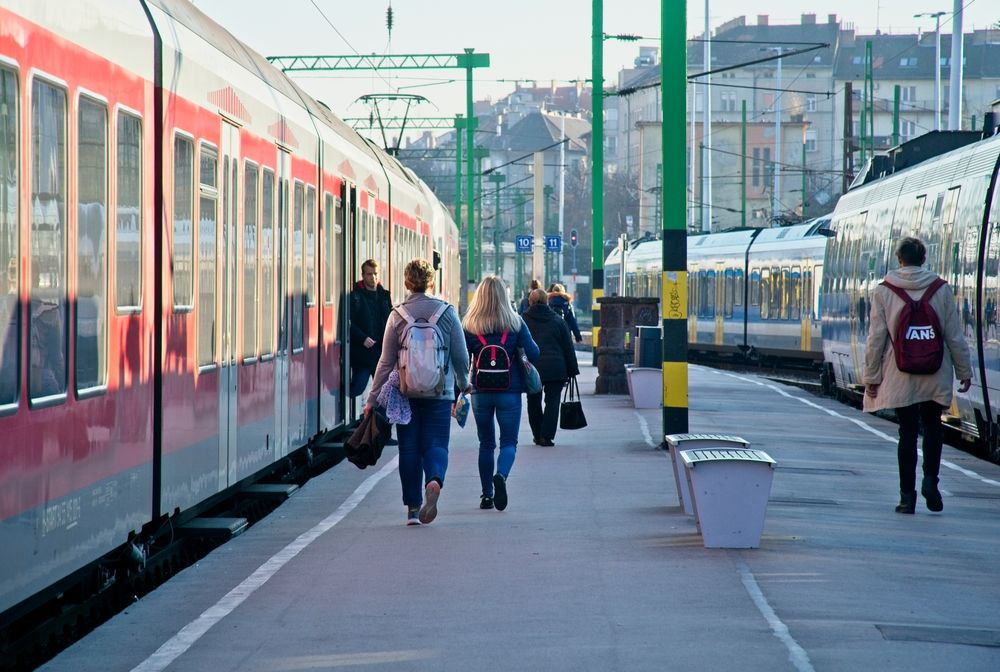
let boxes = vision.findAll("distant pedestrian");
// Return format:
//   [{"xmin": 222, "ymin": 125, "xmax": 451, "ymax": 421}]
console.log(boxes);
[
  {"xmin": 521, "ymin": 288, "xmax": 579, "ymax": 446},
  {"xmin": 350, "ymin": 260, "xmax": 392, "ymax": 398},
  {"xmin": 548, "ymin": 283, "xmax": 582, "ymax": 343},
  {"xmin": 518, "ymin": 279, "xmax": 542, "ymax": 314},
  {"xmin": 863, "ymin": 237, "xmax": 972, "ymax": 515},
  {"xmin": 464, "ymin": 276, "xmax": 540, "ymax": 512},
  {"xmin": 365, "ymin": 259, "xmax": 471, "ymax": 526}
]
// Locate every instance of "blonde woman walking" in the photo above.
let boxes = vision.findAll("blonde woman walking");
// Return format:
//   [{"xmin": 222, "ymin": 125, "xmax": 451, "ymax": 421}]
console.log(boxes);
[{"xmin": 463, "ymin": 277, "xmax": 540, "ymax": 511}]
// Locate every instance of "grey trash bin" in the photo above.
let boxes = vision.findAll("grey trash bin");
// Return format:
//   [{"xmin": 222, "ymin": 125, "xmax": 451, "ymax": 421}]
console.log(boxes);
[
  {"xmin": 680, "ymin": 447, "xmax": 776, "ymax": 549},
  {"xmin": 663, "ymin": 434, "xmax": 750, "ymax": 515},
  {"xmin": 634, "ymin": 326, "xmax": 662, "ymax": 369}
]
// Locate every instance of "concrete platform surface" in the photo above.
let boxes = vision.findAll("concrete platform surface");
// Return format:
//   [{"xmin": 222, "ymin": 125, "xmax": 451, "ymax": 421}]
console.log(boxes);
[{"xmin": 40, "ymin": 363, "xmax": 1000, "ymax": 672}]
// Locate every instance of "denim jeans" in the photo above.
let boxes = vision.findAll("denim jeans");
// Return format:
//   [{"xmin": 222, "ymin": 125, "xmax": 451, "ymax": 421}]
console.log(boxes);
[
  {"xmin": 395, "ymin": 398, "xmax": 452, "ymax": 507},
  {"xmin": 896, "ymin": 401, "xmax": 944, "ymax": 493},
  {"xmin": 471, "ymin": 392, "xmax": 522, "ymax": 496}
]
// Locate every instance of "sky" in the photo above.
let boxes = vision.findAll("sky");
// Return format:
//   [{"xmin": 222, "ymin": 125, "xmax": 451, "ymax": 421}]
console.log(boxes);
[{"xmin": 192, "ymin": 0, "xmax": 997, "ymax": 142}]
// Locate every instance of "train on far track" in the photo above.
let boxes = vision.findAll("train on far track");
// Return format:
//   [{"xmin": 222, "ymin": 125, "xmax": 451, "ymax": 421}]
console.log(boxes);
[
  {"xmin": 607, "ymin": 117, "xmax": 1000, "ymax": 456},
  {"xmin": 0, "ymin": 0, "xmax": 460, "ymax": 627}
]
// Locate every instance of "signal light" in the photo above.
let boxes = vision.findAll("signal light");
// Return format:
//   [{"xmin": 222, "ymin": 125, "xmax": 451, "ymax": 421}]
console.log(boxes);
[{"xmin": 570, "ymin": 228, "xmax": 578, "ymax": 247}]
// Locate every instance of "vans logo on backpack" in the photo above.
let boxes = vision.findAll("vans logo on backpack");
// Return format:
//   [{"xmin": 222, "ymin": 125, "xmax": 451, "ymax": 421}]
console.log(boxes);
[
  {"xmin": 905, "ymin": 325, "xmax": 936, "ymax": 340},
  {"xmin": 395, "ymin": 302, "xmax": 450, "ymax": 398},
  {"xmin": 882, "ymin": 278, "xmax": 947, "ymax": 375}
]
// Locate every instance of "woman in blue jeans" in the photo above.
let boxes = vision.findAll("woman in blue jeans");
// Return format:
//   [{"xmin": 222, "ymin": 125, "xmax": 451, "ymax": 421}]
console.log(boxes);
[
  {"xmin": 366, "ymin": 259, "xmax": 470, "ymax": 525},
  {"xmin": 463, "ymin": 277, "xmax": 540, "ymax": 511}
]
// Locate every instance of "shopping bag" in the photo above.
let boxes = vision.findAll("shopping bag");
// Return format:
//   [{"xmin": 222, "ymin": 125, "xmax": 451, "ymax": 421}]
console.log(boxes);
[{"xmin": 559, "ymin": 377, "xmax": 587, "ymax": 430}]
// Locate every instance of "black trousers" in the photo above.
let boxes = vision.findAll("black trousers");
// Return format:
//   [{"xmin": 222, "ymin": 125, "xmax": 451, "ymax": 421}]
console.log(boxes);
[
  {"xmin": 895, "ymin": 401, "xmax": 944, "ymax": 493},
  {"xmin": 527, "ymin": 380, "xmax": 566, "ymax": 441}
]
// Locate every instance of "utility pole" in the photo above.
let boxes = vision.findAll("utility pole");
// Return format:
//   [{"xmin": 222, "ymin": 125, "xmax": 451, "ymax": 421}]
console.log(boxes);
[
  {"xmin": 949, "ymin": 0, "xmax": 964, "ymax": 131},
  {"xmin": 465, "ymin": 48, "xmax": 477, "ymax": 297},
  {"xmin": 488, "ymin": 173, "xmax": 506, "ymax": 277},
  {"xmin": 662, "ymin": 0, "xmax": 688, "ymax": 433},
  {"xmin": 843, "ymin": 82, "xmax": 853, "ymax": 193},
  {"xmin": 741, "ymin": 99, "xmax": 747, "ymax": 227},
  {"xmin": 544, "ymin": 185, "xmax": 554, "ymax": 282},
  {"xmin": 454, "ymin": 115, "xmax": 463, "ymax": 226},
  {"xmin": 914, "ymin": 12, "xmax": 945, "ymax": 131},
  {"xmin": 892, "ymin": 84, "xmax": 901, "ymax": 146},
  {"xmin": 773, "ymin": 47, "xmax": 783, "ymax": 225},
  {"xmin": 592, "ymin": 0, "xmax": 604, "ymax": 353},
  {"xmin": 533, "ymin": 152, "xmax": 545, "ymax": 284},
  {"xmin": 558, "ymin": 115, "xmax": 566, "ymax": 280},
  {"xmin": 702, "ymin": 0, "xmax": 712, "ymax": 232}
]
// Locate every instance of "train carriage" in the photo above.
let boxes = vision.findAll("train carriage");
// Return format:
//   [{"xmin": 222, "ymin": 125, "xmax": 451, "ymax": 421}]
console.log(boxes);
[{"xmin": 0, "ymin": 0, "xmax": 461, "ymax": 624}]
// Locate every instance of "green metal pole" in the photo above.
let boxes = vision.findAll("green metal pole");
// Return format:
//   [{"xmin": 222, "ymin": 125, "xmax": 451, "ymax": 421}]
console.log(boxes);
[
  {"xmin": 741, "ymin": 99, "xmax": 747, "ymax": 228},
  {"xmin": 465, "ymin": 48, "xmax": 476, "ymax": 294},
  {"xmin": 662, "ymin": 0, "xmax": 687, "ymax": 434},
  {"xmin": 489, "ymin": 173, "xmax": 505, "ymax": 277},
  {"xmin": 454, "ymin": 115, "xmax": 463, "ymax": 227},
  {"xmin": 592, "ymin": 0, "xmax": 604, "ymax": 349},
  {"xmin": 892, "ymin": 84, "xmax": 901, "ymax": 147},
  {"xmin": 476, "ymin": 155, "xmax": 484, "ymax": 279}
]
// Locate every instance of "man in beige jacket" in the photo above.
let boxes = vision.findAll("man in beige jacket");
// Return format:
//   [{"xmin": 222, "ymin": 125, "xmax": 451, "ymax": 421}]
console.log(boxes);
[{"xmin": 863, "ymin": 237, "xmax": 973, "ymax": 514}]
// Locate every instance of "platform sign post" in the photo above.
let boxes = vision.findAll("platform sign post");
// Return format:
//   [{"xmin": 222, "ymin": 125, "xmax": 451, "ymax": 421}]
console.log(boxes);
[{"xmin": 662, "ymin": 0, "xmax": 688, "ymax": 435}]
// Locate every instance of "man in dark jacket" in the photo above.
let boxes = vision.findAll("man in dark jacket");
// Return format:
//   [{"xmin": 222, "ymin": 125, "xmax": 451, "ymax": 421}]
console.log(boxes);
[
  {"xmin": 522, "ymin": 289, "xmax": 580, "ymax": 446},
  {"xmin": 350, "ymin": 260, "xmax": 392, "ymax": 398}
]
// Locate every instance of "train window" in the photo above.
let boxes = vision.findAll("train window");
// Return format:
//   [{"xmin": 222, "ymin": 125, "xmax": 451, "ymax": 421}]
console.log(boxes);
[
  {"xmin": 29, "ymin": 79, "xmax": 68, "ymax": 402},
  {"xmin": 759, "ymin": 269, "xmax": 770, "ymax": 319},
  {"xmin": 330, "ymin": 194, "xmax": 343, "ymax": 334},
  {"xmin": 724, "ymin": 269, "xmax": 735, "ymax": 318},
  {"xmin": 305, "ymin": 185, "xmax": 315, "ymax": 306},
  {"xmin": 0, "ymin": 67, "xmax": 18, "ymax": 407},
  {"xmin": 734, "ymin": 269, "xmax": 743, "ymax": 307},
  {"xmin": 291, "ymin": 181, "xmax": 303, "ymax": 351},
  {"xmin": 911, "ymin": 195, "xmax": 926, "ymax": 237},
  {"xmin": 115, "ymin": 111, "xmax": 142, "ymax": 311},
  {"xmin": 172, "ymin": 135, "xmax": 194, "ymax": 308},
  {"xmin": 750, "ymin": 268, "xmax": 760, "ymax": 306},
  {"xmin": 243, "ymin": 162, "xmax": 258, "ymax": 360},
  {"xmin": 260, "ymin": 169, "xmax": 274, "ymax": 356},
  {"xmin": 789, "ymin": 267, "xmax": 800, "ymax": 320},
  {"xmin": 771, "ymin": 267, "xmax": 782, "ymax": 320},
  {"xmin": 704, "ymin": 271, "xmax": 715, "ymax": 318},
  {"xmin": 76, "ymin": 97, "xmax": 108, "ymax": 393},
  {"xmin": 198, "ymin": 146, "xmax": 218, "ymax": 367}
]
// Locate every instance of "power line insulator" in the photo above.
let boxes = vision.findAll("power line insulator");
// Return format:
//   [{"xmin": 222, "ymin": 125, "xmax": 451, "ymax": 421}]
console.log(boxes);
[{"xmin": 386, "ymin": 6, "xmax": 394, "ymax": 33}]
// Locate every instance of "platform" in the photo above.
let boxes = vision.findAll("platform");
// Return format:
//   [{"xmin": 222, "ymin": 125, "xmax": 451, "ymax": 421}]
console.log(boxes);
[{"xmin": 40, "ymin": 363, "xmax": 1000, "ymax": 671}]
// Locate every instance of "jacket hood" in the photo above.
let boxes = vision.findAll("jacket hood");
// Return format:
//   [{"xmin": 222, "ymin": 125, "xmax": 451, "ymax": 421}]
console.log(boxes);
[
  {"xmin": 525, "ymin": 304, "xmax": 556, "ymax": 321},
  {"xmin": 548, "ymin": 291, "xmax": 571, "ymax": 301},
  {"xmin": 884, "ymin": 266, "xmax": 940, "ymax": 290}
]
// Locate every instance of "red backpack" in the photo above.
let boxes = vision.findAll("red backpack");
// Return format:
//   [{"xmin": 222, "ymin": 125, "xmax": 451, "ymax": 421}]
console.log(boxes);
[
  {"xmin": 473, "ymin": 331, "xmax": 512, "ymax": 391},
  {"xmin": 882, "ymin": 278, "xmax": 947, "ymax": 375}
]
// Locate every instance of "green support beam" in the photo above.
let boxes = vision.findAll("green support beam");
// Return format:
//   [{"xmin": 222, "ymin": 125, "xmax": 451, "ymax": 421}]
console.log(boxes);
[
  {"xmin": 266, "ymin": 53, "xmax": 490, "ymax": 71},
  {"xmin": 662, "ymin": 0, "xmax": 688, "ymax": 434},
  {"xmin": 344, "ymin": 117, "xmax": 462, "ymax": 131}
]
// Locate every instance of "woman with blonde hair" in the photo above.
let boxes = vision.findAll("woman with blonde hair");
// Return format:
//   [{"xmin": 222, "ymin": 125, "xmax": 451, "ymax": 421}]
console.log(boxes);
[
  {"xmin": 463, "ymin": 276, "xmax": 540, "ymax": 511},
  {"xmin": 547, "ymin": 283, "xmax": 582, "ymax": 343},
  {"xmin": 366, "ymin": 259, "xmax": 470, "ymax": 526}
]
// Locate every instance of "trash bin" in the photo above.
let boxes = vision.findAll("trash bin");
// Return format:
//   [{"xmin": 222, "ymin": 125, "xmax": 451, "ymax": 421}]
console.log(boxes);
[
  {"xmin": 625, "ymin": 365, "xmax": 662, "ymax": 408},
  {"xmin": 634, "ymin": 326, "xmax": 662, "ymax": 369},
  {"xmin": 663, "ymin": 434, "xmax": 750, "ymax": 515},
  {"xmin": 680, "ymin": 447, "xmax": 776, "ymax": 549}
]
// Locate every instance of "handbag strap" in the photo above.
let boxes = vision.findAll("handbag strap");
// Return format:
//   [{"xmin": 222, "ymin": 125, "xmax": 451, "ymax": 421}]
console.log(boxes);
[{"xmin": 563, "ymin": 376, "xmax": 579, "ymax": 402}]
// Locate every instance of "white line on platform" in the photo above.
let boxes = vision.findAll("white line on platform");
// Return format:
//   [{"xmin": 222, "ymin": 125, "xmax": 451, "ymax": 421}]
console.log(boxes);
[
  {"xmin": 635, "ymin": 411, "xmax": 656, "ymax": 447},
  {"xmin": 737, "ymin": 561, "xmax": 816, "ymax": 672},
  {"xmin": 721, "ymin": 371, "xmax": 1000, "ymax": 488},
  {"xmin": 129, "ymin": 456, "xmax": 400, "ymax": 672}
]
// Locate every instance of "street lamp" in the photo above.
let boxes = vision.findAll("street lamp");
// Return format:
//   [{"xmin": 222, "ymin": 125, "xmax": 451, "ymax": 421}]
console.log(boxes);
[{"xmin": 915, "ymin": 11, "xmax": 945, "ymax": 131}]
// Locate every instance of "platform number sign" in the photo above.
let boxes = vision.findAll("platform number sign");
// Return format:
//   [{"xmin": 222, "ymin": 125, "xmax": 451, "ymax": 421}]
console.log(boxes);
[
  {"xmin": 545, "ymin": 235, "xmax": 562, "ymax": 252},
  {"xmin": 515, "ymin": 235, "xmax": 533, "ymax": 253}
]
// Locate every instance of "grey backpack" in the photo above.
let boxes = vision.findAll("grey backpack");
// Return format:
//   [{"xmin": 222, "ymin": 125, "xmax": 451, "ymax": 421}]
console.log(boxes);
[{"xmin": 395, "ymin": 302, "xmax": 450, "ymax": 398}]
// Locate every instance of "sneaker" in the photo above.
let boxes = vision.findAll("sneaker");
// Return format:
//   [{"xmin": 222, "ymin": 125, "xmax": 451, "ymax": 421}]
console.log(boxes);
[
  {"xmin": 419, "ymin": 481, "xmax": 441, "ymax": 524},
  {"xmin": 406, "ymin": 507, "xmax": 421, "ymax": 526},
  {"xmin": 492, "ymin": 474, "xmax": 508, "ymax": 511},
  {"xmin": 386, "ymin": 437, "xmax": 399, "ymax": 447},
  {"xmin": 480, "ymin": 495, "xmax": 494, "ymax": 510}
]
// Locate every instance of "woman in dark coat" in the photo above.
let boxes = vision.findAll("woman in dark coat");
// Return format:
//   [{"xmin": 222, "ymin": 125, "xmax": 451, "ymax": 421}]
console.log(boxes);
[
  {"xmin": 521, "ymin": 288, "xmax": 580, "ymax": 446},
  {"xmin": 547, "ymin": 283, "xmax": 582, "ymax": 343}
]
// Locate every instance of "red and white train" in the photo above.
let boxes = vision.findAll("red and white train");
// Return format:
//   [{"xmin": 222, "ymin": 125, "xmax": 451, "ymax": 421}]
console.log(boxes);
[{"xmin": 0, "ymin": 0, "xmax": 461, "ymax": 620}]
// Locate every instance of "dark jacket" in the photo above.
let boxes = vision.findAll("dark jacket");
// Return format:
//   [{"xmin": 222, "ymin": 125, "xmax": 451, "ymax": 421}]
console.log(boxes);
[
  {"xmin": 465, "ymin": 320, "xmax": 540, "ymax": 394},
  {"xmin": 522, "ymin": 304, "xmax": 580, "ymax": 383},
  {"xmin": 345, "ymin": 410, "xmax": 391, "ymax": 469},
  {"xmin": 350, "ymin": 281, "xmax": 392, "ymax": 370},
  {"xmin": 548, "ymin": 291, "xmax": 582, "ymax": 342}
]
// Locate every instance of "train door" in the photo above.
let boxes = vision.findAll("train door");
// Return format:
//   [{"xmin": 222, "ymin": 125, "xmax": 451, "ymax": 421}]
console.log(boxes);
[
  {"xmin": 274, "ymin": 150, "xmax": 291, "ymax": 456},
  {"xmin": 346, "ymin": 184, "xmax": 359, "ymax": 421},
  {"xmin": 714, "ymin": 262, "xmax": 725, "ymax": 345},
  {"xmin": 979, "ymin": 181, "xmax": 1000, "ymax": 416},
  {"xmin": 218, "ymin": 122, "xmax": 240, "ymax": 485}
]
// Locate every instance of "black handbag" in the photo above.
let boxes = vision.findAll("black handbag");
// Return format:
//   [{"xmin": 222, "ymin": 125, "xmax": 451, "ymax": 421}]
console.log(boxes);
[
  {"xmin": 518, "ymin": 347, "xmax": 543, "ymax": 394},
  {"xmin": 559, "ymin": 377, "xmax": 587, "ymax": 430}
]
